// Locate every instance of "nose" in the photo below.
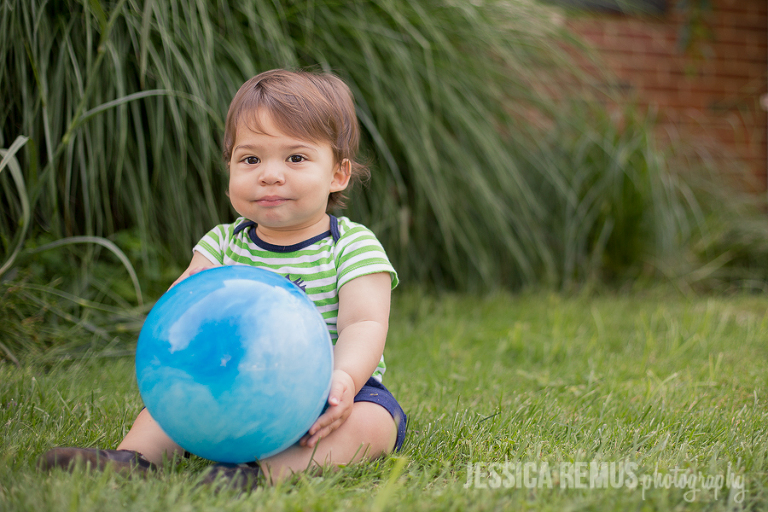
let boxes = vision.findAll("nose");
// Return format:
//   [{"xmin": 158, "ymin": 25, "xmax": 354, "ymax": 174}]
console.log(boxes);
[{"xmin": 258, "ymin": 160, "xmax": 285, "ymax": 186}]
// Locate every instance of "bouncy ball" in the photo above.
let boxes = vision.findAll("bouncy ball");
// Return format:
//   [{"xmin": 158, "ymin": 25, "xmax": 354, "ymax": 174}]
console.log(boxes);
[{"xmin": 135, "ymin": 265, "xmax": 333, "ymax": 463}]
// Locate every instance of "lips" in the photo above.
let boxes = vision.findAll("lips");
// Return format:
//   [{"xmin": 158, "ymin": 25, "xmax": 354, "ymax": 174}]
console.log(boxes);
[{"xmin": 255, "ymin": 196, "xmax": 289, "ymax": 207}]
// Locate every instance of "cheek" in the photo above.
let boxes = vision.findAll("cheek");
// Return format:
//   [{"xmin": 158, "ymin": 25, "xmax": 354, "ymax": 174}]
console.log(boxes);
[
  {"xmin": 228, "ymin": 171, "xmax": 247, "ymax": 195},
  {"xmin": 227, "ymin": 181, "xmax": 249, "ymax": 212}
]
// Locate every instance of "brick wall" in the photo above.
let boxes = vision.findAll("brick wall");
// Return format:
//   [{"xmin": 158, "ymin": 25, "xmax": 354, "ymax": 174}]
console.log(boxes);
[{"xmin": 565, "ymin": 0, "xmax": 767, "ymax": 190}]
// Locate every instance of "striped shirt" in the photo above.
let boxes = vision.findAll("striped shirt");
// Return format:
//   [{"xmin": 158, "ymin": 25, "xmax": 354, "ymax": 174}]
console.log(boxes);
[{"xmin": 192, "ymin": 215, "xmax": 398, "ymax": 381}]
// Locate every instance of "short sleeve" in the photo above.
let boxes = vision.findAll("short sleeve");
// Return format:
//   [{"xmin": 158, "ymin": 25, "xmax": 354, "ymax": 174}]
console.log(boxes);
[
  {"xmin": 334, "ymin": 222, "xmax": 398, "ymax": 291},
  {"xmin": 192, "ymin": 223, "xmax": 231, "ymax": 265}
]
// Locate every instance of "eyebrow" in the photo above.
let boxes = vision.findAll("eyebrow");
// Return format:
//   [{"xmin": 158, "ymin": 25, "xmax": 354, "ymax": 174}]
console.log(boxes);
[{"xmin": 233, "ymin": 143, "xmax": 318, "ymax": 153}]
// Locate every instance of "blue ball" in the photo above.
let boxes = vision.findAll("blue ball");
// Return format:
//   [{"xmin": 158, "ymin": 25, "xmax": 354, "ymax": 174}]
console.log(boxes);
[{"xmin": 135, "ymin": 265, "xmax": 333, "ymax": 463}]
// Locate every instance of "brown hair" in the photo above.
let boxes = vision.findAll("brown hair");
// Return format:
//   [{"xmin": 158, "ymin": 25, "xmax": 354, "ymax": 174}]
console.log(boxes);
[{"xmin": 223, "ymin": 69, "xmax": 369, "ymax": 210}]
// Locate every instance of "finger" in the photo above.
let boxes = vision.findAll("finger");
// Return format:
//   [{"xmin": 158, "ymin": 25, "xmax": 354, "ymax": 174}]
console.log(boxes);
[
  {"xmin": 308, "ymin": 408, "xmax": 340, "ymax": 436},
  {"xmin": 327, "ymin": 380, "xmax": 347, "ymax": 407},
  {"xmin": 302, "ymin": 399, "xmax": 356, "ymax": 447},
  {"xmin": 306, "ymin": 406, "xmax": 349, "ymax": 444},
  {"xmin": 304, "ymin": 418, "xmax": 345, "ymax": 447}
]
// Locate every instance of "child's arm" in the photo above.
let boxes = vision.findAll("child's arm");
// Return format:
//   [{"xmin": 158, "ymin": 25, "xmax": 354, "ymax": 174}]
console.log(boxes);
[
  {"xmin": 169, "ymin": 252, "xmax": 215, "ymax": 288},
  {"xmin": 300, "ymin": 271, "xmax": 392, "ymax": 448}
]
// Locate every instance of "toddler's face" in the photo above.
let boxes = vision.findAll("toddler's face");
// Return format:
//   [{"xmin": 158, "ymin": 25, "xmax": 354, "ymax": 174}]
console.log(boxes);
[{"xmin": 227, "ymin": 113, "xmax": 349, "ymax": 241}]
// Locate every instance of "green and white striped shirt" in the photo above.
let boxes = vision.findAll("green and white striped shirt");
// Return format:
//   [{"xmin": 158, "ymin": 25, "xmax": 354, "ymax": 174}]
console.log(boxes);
[{"xmin": 192, "ymin": 215, "xmax": 398, "ymax": 381}]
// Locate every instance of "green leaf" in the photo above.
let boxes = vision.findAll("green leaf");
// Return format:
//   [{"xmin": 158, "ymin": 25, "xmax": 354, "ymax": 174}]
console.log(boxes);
[{"xmin": 0, "ymin": 136, "xmax": 31, "ymax": 278}]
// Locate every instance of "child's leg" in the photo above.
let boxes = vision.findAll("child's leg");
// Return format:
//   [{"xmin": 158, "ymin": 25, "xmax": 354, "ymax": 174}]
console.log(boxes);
[
  {"xmin": 38, "ymin": 408, "xmax": 182, "ymax": 474},
  {"xmin": 117, "ymin": 408, "xmax": 186, "ymax": 466},
  {"xmin": 259, "ymin": 401, "xmax": 397, "ymax": 483}
]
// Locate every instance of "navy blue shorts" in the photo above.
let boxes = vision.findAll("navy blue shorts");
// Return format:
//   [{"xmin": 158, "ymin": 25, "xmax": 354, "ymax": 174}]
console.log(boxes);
[{"xmin": 354, "ymin": 377, "xmax": 407, "ymax": 452}]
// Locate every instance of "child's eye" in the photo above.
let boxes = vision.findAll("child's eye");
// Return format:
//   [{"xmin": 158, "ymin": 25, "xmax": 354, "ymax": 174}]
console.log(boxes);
[
  {"xmin": 288, "ymin": 155, "xmax": 305, "ymax": 163},
  {"xmin": 244, "ymin": 156, "xmax": 259, "ymax": 165}
]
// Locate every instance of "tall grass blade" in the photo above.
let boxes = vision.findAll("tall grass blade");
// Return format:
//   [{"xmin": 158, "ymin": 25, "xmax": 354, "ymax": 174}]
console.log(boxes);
[
  {"xmin": 28, "ymin": 236, "xmax": 143, "ymax": 307},
  {"xmin": 0, "ymin": 136, "xmax": 31, "ymax": 277},
  {"xmin": 79, "ymin": 89, "xmax": 177, "ymax": 125}
]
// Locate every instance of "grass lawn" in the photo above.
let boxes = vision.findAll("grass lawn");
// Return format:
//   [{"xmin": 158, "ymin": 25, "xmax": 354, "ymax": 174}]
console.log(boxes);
[{"xmin": 1, "ymin": 288, "xmax": 766, "ymax": 511}]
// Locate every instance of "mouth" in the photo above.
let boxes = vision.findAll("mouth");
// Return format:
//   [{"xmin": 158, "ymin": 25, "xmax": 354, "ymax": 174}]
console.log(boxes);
[{"xmin": 255, "ymin": 196, "xmax": 289, "ymax": 207}]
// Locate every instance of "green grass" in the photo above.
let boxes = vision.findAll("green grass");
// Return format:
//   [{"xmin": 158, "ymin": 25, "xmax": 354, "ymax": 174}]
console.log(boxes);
[{"xmin": 2, "ymin": 289, "xmax": 766, "ymax": 511}]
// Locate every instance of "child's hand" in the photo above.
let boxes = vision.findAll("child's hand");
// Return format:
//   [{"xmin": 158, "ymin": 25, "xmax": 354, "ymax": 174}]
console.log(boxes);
[
  {"xmin": 168, "ymin": 265, "xmax": 212, "ymax": 290},
  {"xmin": 168, "ymin": 253, "xmax": 216, "ymax": 290},
  {"xmin": 301, "ymin": 369, "xmax": 355, "ymax": 448}
]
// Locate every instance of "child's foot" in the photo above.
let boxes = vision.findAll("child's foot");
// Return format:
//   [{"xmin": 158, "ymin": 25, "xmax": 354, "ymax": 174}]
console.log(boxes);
[
  {"xmin": 37, "ymin": 447, "xmax": 157, "ymax": 475},
  {"xmin": 199, "ymin": 462, "xmax": 260, "ymax": 492}
]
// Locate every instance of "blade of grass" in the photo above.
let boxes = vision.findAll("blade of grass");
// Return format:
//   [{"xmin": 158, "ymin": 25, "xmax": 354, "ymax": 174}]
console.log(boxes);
[
  {"xmin": 27, "ymin": 236, "xmax": 143, "ymax": 307},
  {"xmin": 0, "ymin": 136, "xmax": 31, "ymax": 278}
]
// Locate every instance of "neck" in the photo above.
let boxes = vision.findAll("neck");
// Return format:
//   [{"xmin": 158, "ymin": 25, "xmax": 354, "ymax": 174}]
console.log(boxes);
[{"xmin": 254, "ymin": 215, "xmax": 331, "ymax": 246}]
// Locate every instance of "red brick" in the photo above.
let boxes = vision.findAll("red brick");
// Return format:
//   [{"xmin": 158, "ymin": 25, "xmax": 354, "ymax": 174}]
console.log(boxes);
[
  {"xmin": 695, "ymin": 81, "xmax": 728, "ymax": 97},
  {"xmin": 679, "ymin": 90, "xmax": 715, "ymax": 109},
  {"xmin": 746, "ymin": 0, "xmax": 767, "ymax": 16},
  {"xmin": 715, "ymin": 0, "xmax": 759, "ymax": 15},
  {"xmin": 747, "ymin": 64, "xmax": 766, "ymax": 79},
  {"xmin": 713, "ymin": 10, "xmax": 766, "ymax": 30},
  {"xmin": 713, "ymin": 25, "xmax": 748, "ymax": 45},
  {"xmin": 719, "ymin": 59, "xmax": 765, "ymax": 79},
  {"xmin": 716, "ymin": 42, "xmax": 768, "ymax": 62},
  {"xmin": 642, "ymin": 70, "xmax": 677, "ymax": 89},
  {"xmin": 696, "ymin": 59, "xmax": 722, "ymax": 79}
]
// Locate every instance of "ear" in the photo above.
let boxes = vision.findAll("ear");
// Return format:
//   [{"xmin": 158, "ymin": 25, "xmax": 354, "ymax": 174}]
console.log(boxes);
[{"xmin": 330, "ymin": 158, "xmax": 352, "ymax": 193}]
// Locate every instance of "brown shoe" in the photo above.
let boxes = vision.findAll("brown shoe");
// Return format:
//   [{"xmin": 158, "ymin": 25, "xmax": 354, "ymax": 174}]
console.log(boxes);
[
  {"xmin": 199, "ymin": 462, "xmax": 260, "ymax": 492},
  {"xmin": 37, "ymin": 447, "xmax": 157, "ymax": 475}
]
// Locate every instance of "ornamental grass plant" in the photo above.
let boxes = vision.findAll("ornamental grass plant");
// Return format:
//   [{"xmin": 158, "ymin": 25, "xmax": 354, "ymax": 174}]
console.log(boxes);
[
  {"xmin": 0, "ymin": 1, "xmax": 712, "ymax": 282},
  {"xmin": 1, "ymin": 1, "xmax": 766, "ymax": 353}
]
